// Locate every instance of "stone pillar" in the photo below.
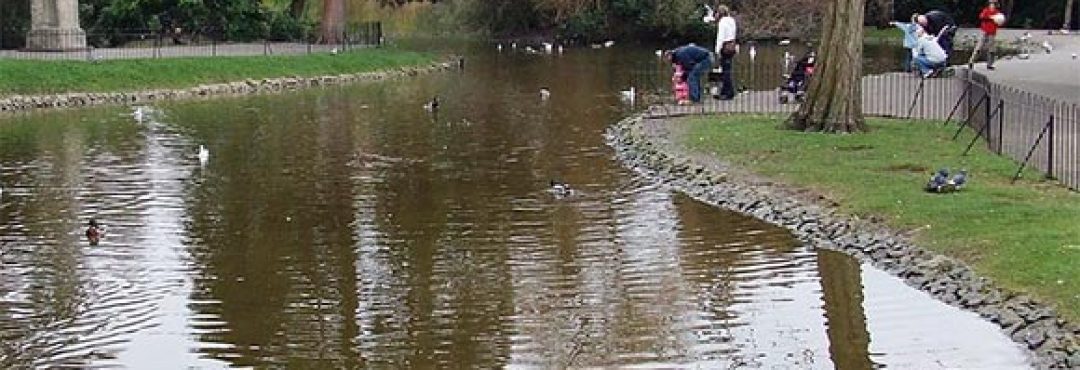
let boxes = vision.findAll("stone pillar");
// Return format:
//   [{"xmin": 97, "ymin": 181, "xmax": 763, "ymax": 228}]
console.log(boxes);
[{"xmin": 26, "ymin": 0, "xmax": 86, "ymax": 51}]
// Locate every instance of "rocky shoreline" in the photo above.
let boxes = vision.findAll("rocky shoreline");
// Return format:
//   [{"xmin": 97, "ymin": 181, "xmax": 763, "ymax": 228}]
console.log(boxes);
[
  {"xmin": 605, "ymin": 110, "xmax": 1079, "ymax": 369},
  {"xmin": 0, "ymin": 60, "xmax": 458, "ymax": 113}
]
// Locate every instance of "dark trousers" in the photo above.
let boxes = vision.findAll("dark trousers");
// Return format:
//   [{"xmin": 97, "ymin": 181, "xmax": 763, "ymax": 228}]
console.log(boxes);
[{"xmin": 719, "ymin": 54, "xmax": 735, "ymax": 99}]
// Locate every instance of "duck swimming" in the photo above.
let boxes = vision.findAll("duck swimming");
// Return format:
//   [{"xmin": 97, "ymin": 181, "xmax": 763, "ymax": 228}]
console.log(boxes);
[
  {"xmin": 549, "ymin": 180, "xmax": 573, "ymax": 197},
  {"xmin": 86, "ymin": 219, "xmax": 105, "ymax": 245},
  {"xmin": 423, "ymin": 96, "xmax": 440, "ymax": 112}
]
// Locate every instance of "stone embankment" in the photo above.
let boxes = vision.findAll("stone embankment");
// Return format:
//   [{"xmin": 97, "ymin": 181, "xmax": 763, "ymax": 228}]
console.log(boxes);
[
  {"xmin": 606, "ymin": 110, "xmax": 1079, "ymax": 369},
  {"xmin": 0, "ymin": 60, "xmax": 458, "ymax": 113}
]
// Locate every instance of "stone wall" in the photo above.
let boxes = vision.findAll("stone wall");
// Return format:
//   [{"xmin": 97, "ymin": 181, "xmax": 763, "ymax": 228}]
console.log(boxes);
[
  {"xmin": 0, "ymin": 60, "xmax": 457, "ymax": 113},
  {"xmin": 606, "ymin": 111, "xmax": 1079, "ymax": 369}
]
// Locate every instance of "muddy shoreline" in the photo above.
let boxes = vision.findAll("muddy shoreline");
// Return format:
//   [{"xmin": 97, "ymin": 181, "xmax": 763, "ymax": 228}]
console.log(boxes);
[{"xmin": 605, "ymin": 110, "xmax": 1079, "ymax": 369}]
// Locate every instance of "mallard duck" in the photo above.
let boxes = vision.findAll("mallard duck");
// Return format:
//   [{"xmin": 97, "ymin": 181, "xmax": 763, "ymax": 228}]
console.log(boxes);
[
  {"xmin": 86, "ymin": 219, "xmax": 105, "ymax": 245},
  {"xmin": 423, "ymin": 96, "xmax": 440, "ymax": 112}
]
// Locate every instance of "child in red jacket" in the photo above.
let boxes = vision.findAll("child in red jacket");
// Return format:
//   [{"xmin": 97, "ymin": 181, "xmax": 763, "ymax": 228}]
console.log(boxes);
[
  {"xmin": 969, "ymin": 0, "xmax": 1003, "ymax": 69},
  {"xmin": 672, "ymin": 63, "xmax": 690, "ymax": 105}
]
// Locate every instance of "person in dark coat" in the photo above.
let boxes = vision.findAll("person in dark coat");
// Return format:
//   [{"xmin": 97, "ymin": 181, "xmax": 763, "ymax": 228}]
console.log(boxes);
[{"xmin": 917, "ymin": 10, "xmax": 957, "ymax": 56}]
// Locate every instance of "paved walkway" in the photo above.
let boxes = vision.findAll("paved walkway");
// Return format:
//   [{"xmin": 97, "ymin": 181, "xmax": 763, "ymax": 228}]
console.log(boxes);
[{"xmin": 958, "ymin": 28, "xmax": 1080, "ymax": 104}]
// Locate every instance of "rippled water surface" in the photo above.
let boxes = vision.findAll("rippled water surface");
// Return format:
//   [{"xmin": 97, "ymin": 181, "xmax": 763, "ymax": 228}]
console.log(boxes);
[{"xmin": 1, "ymin": 42, "xmax": 1028, "ymax": 368}]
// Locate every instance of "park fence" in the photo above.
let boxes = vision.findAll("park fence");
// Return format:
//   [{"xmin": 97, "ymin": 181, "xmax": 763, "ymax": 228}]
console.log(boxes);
[
  {"xmin": 0, "ymin": 22, "xmax": 382, "ymax": 61},
  {"xmin": 623, "ymin": 56, "xmax": 1078, "ymax": 191}
]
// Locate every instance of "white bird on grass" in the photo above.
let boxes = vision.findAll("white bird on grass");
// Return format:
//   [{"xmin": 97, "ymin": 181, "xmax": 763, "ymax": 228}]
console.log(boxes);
[{"xmin": 540, "ymin": 87, "xmax": 551, "ymax": 100}]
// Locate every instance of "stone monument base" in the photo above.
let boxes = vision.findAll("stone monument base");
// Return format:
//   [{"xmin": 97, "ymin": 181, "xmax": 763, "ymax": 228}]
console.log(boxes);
[{"xmin": 25, "ymin": 28, "xmax": 87, "ymax": 51}]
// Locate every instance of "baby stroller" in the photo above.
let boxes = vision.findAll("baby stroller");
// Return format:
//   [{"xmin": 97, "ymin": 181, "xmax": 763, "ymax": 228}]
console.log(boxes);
[{"xmin": 778, "ymin": 51, "xmax": 815, "ymax": 104}]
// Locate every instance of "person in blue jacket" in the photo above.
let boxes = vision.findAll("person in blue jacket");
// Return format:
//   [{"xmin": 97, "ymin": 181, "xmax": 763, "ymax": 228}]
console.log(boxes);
[
  {"xmin": 667, "ymin": 43, "xmax": 714, "ymax": 103},
  {"xmin": 890, "ymin": 15, "xmax": 921, "ymax": 72}
]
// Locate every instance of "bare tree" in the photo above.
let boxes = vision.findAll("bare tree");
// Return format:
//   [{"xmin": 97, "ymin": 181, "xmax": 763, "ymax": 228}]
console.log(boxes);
[
  {"xmin": 320, "ymin": 0, "xmax": 345, "ymax": 44},
  {"xmin": 785, "ymin": 0, "xmax": 867, "ymax": 133}
]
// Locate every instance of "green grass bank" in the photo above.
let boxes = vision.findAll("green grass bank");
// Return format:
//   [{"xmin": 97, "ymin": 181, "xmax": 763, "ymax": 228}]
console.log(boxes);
[
  {"xmin": 0, "ymin": 48, "xmax": 437, "ymax": 96},
  {"xmin": 683, "ymin": 115, "xmax": 1080, "ymax": 320}
]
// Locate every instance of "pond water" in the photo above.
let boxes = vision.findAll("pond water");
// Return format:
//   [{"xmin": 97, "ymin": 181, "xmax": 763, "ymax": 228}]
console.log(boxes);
[{"xmin": 0, "ymin": 42, "xmax": 1026, "ymax": 368}]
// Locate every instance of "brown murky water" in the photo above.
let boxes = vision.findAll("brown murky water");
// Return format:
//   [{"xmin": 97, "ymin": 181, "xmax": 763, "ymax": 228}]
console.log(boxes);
[{"xmin": 0, "ymin": 43, "xmax": 1028, "ymax": 368}]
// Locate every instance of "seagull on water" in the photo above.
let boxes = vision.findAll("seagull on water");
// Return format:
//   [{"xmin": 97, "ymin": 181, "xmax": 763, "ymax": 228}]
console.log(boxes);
[
  {"xmin": 132, "ymin": 106, "xmax": 148, "ymax": 123},
  {"xmin": 198, "ymin": 145, "xmax": 210, "ymax": 166},
  {"xmin": 549, "ymin": 180, "xmax": 574, "ymax": 197},
  {"xmin": 620, "ymin": 87, "xmax": 635, "ymax": 104}
]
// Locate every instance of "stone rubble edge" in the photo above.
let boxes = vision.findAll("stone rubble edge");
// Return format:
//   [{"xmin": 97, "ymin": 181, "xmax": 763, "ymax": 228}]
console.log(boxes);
[{"xmin": 605, "ymin": 111, "xmax": 1080, "ymax": 369}]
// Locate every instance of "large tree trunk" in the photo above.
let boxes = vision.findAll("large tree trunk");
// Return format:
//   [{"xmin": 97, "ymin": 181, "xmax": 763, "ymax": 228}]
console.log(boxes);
[
  {"xmin": 320, "ymin": 0, "xmax": 345, "ymax": 44},
  {"xmin": 785, "ymin": 0, "xmax": 867, "ymax": 133},
  {"xmin": 1066, "ymin": 0, "xmax": 1076, "ymax": 30}
]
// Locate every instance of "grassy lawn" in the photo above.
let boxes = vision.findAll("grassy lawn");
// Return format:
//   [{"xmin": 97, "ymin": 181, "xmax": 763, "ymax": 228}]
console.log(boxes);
[
  {"xmin": 0, "ymin": 48, "xmax": 437, "ymax": 96},
  {"xmin": 684, "ymin": 115, "xmax": 1080, "ymax": 320},
  {"xmin": 864, "ymin": 26, "xmax": 903, "ymax": 44}
]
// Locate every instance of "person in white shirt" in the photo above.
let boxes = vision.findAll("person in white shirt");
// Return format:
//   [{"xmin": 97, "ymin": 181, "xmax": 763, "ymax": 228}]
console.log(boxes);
[
  {"xmin": 713, "ymin": 5, "xmax": 738, "ymax": 99},
  {"xmin": 912, "ymin": 27, "xmax": 947, "ymax": 78}
]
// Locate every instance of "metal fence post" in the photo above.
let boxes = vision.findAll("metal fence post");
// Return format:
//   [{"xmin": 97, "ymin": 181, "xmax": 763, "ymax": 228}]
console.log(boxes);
[
  {"xmin": 997, "ymin": 99, "xmax": 1004, "ymax": 154},
  {"xmin": 1047, "ymin": 115, "xmax": 1055, "ymax": 179}
]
